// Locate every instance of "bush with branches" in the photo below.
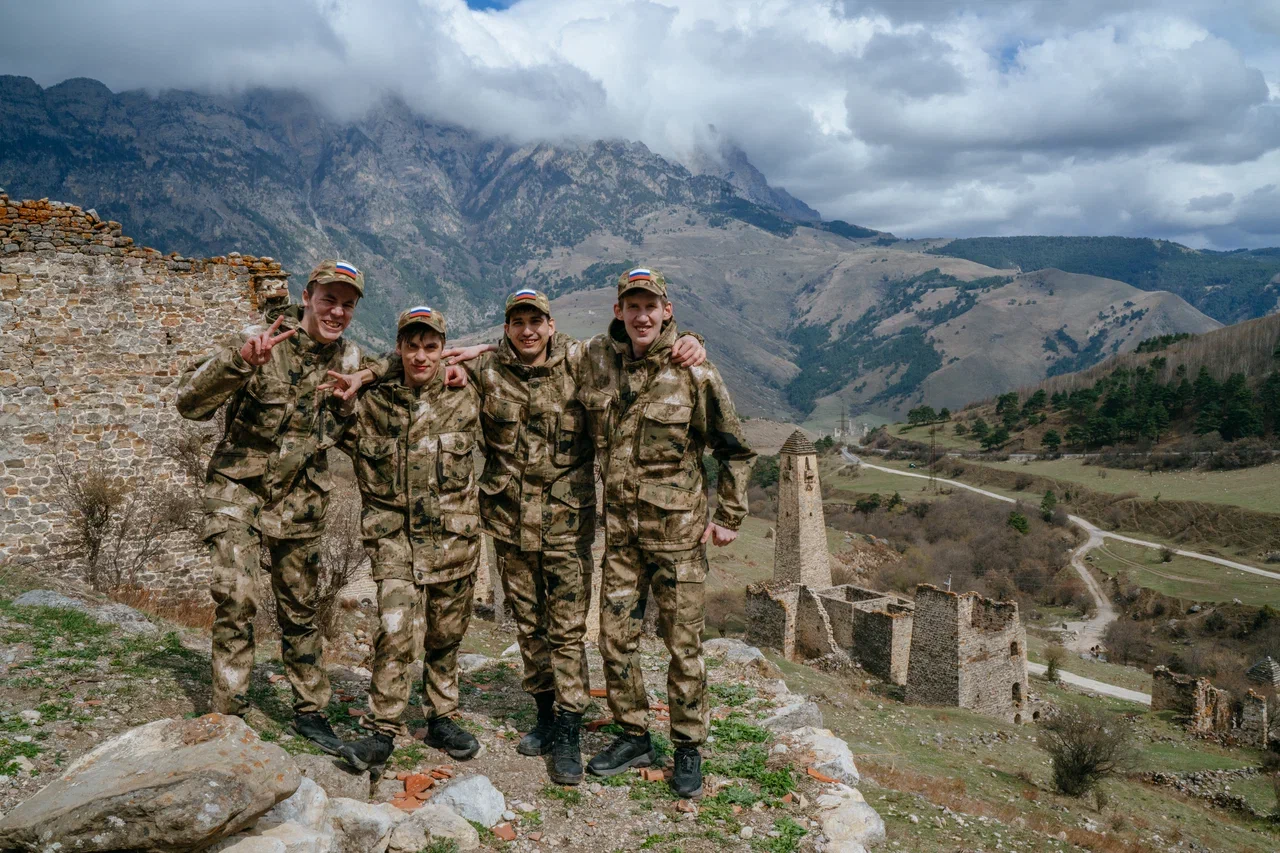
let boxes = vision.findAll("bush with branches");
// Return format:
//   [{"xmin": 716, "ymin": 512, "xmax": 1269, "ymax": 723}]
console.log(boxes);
[{"xmin": 1039, "ymin": 705, "xmax": 1136, "ymax": 797}]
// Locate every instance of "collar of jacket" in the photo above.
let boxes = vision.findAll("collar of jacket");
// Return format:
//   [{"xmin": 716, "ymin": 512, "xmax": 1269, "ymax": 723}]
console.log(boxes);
[
  {"xmin": 496, "ymin": 330, "xmax": 569, "ymax": 375},
  {"xmin": 267, "ymin": 303, "xmax": 340, "ymax": 357},
  {"xmin": 609, "ymin": 318, "xmax": 678, "ymax": 362}
]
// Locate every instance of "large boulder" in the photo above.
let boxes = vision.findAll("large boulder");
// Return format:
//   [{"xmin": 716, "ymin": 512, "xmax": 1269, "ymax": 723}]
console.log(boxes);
[
  {"xmin": 258, "ymin": 777, "xmax": 328, "ymax": 831},
  {"xmin": 93, "ymin": 601, "xmax": 159, "ymax": 635},
  {"xmin": 431, "ymin": 775, "xmax": 506, "ymax": 827},
  {"xmin": 817, "ymin": 785, "xmax": 885, "ymax": 852},
  {"xmin": 11, "ymin": 589, "xmax": 89, "ymax": 611},
  {"xmin": 387, "ymin": 803, "xmax": 480, "ymax": 852},
  {"xmin": 0, "ymin": 714, "xmax": 300, "ymax": 852}
]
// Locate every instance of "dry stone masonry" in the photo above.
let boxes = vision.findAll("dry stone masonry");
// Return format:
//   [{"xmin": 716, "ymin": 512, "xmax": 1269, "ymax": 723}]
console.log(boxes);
[
  {"xmin": 1151, "ymin": 666, "xmax": 1273, "ymax": 748},
  {"xmin": 747, "ymin": 431, "xmax": 1029, "ymax": 720},
  {"xmin": 0, "ymin": 194, "xmax": 291, "ymax": 596}
]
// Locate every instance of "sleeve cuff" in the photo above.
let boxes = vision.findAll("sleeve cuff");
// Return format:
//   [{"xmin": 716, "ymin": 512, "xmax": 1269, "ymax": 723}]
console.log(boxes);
[{"xmin": 713, "ymin": 512, "xmax": 743, "ymax": 532}]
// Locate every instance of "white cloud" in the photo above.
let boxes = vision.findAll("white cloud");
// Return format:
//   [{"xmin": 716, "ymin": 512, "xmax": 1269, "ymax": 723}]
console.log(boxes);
[{"xmin": 2, "ymin": 0, "xmax": 1279, "ymax": 247}]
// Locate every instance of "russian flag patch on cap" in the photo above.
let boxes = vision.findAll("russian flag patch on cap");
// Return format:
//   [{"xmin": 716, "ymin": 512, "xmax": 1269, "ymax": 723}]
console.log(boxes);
[
  {"xmin": 334, "ymin": 261, "xmax": 359, "ymax": 280},
  {"xmin": 628, "ymin": 268, "xmax": 653, "ymax": 282},
  {"xmin": 512, "ymin": 288, "xmax": 538, "ymax": 301},
  {"xmin": 406, "ymin": 305, "xmax": 433, "ymax": 318}
]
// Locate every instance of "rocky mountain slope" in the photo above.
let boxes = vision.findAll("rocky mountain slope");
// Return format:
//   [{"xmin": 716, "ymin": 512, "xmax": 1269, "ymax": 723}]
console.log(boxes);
[{"xmin": 0, "ymin": 76, "xmax": 1231, "ymax": 424}]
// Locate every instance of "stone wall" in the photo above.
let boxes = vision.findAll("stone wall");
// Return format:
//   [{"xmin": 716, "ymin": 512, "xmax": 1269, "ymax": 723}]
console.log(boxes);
[
  {"xmin": 1151, "ymin": 667, "xmax": 1236, "ymax": 738},
  {"xmin": 905, "ymin": 584, "xmax": 1028, "ymax": 722},
  {"xmin": 0, "ymin": 194, "xmax": 292, "ymax": 597},
  {"xmin": 1239, "ymin": 691, "xmax": 1269, "ymax": 749},
  {"xmin": 795, "ymin": 586, "xmax": 840, "ymax": 661},
  {"xmin": 852, "ymin": 604, "xmax": 913, "ymax": 686},
  {"xmin": 745, "ymin": 582, "xmax": 797, "ymax": 660}
]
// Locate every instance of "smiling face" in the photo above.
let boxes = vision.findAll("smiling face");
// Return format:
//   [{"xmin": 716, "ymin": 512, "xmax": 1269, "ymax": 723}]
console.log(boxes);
[
  {"xmin": 396, "ymin": 327, "xmax": 445, "ymax": 388},
  {"xmin": 504, "ymin": 306, "xmax": 555, "ymax": 365},
  {"xmin": 614, "ymin": 289, "xmax": 672, "ymax": 356},
  {"xmin": 300, "ymin": 280, "xmax": 360, "ymax": 344}
]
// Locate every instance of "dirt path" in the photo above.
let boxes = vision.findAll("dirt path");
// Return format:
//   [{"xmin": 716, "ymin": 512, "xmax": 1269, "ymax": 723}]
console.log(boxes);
[{"xmin": 1026, "ymin": 662, "xmax": 1151, "ymax": 705}]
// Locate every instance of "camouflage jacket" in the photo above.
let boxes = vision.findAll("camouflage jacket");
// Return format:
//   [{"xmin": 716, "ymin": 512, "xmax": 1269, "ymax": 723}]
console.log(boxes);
[
  {"xmin": 176, "ymin": 304, "xmax": 361, "ymax": 540},
  {"xmin": 341, "ymin": 363, "xmax": 482, "ymax": 585},
  {"xmin": 466, "ymin": 332, "xmax": 595, "ymax": 553},
  {"xmin": 577, "ymin": 319, "xmax": 756, "ymax": 553}
]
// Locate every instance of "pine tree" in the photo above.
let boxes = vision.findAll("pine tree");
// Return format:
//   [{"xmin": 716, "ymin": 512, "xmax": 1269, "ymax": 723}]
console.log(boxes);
[
  {"xmin": 1042, "ymin": 430, "xmax": 1062, "ymax": 452},
  {"xmin": 1040, "ymin": 490, "xmax": 1057, "ymax": 521}
]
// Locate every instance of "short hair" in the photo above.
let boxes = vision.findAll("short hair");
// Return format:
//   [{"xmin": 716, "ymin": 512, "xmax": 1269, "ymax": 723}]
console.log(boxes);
[{"xmin": 397, "ymin": 326, "xmax": 445, "ymax": 347}]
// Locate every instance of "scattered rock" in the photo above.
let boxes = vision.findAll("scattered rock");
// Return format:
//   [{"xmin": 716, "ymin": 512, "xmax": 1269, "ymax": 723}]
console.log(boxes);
[
  {"xmin": 12, "ymin": 590, "xmax": 89, "ymax": 611},
  {"xmin": 245, "ymin": 821, "xmax": 331, "ymax": 853},
  {"xmin": 703, "ymin": 638, "xmax": 765, "ymax": 664},
  {"xmin": 211, "ymin": 837, "xmax": 288, "ymax": 853},
  {"xmin": 93, "ymin": 602, "xmax": 158, "ymax": 635},
  {"xmin": 457, "ymin": 653, "xmax": 495, "ymax": 674},
  {"xmin": 433, "ymin": 774, "xmax": 506, "ymax": 827},
  {"xmin": 18, "ymin": 710, "xmax": 40, "ymax": 725},
  {"xmin": 762, "ymin": 701, "xmax": 823, "ymax": 733},
  {"xmin": 0, "ymin": 714, "xmax": 299, "ymax": 852},
  {"xmin": 294, "ymin": 754, "xmax": 371, "ymax": 801},
  {"xmin": 327, "ymin": 798, "xmax": 402, "ymax": 853},
  {"xmin": 791, "ymin": 727, "xmax": 860, "ymax": 785},
  {"xmin": 387, "ymin": 803, "xmax": 480, "ymax": 852},
  {"xmin": 373, "ymin": 775, "xmax": 406, "ymax": 802},
  {"xmin": 501, "ymin": 643, "xmax": 520, "ymax": 657},
  {"xmin": 816, "ymin": 785, "xmax": 884, "ymax": 852}
]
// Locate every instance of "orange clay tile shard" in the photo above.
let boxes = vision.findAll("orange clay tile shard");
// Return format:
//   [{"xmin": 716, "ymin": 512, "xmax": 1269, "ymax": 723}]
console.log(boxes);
[
  {"xmin": 639, "ymin": 768, "xmax": 666, "ymax": 782},
  {"xmin": 493, "ymin": 823, "xmax": 517, "ymax": 842},
  {"xmin": 585, "ymin": 719, "xmax": 614, "ymax": 732},
  {"xmin": 390, "ymin": 794, "xmax": 421, "ymax": 811},
  {"xmin": 405, "ymin": 774, "xmax": 436, "ymax": 798},
  {"xmin": 806, "ymin": 767, "xmax": 839, "ymax": 784},
  {"xmin": 589, "ymin": 688, "xmax": 608, "ymax": 698}
]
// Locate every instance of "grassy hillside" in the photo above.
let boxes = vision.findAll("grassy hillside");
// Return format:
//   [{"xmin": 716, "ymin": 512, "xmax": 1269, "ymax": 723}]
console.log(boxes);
[{"xmin": 929, "ymin": 236, "xmax": 1280, "ymax": 323}]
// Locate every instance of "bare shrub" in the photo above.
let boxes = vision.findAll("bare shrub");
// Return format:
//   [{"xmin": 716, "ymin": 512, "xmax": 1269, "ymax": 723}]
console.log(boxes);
[
  {"xmin": 1104, "ymin": 618, "xmax": 1145, "ymax": 666},
  {"xmin": 53, "ymin": 459, "xmax": 200, "ymax": 591},
  {"xmin": 157, "ymin": 417, "xmax": 221, "ymax": 483},
  {"xmin": 314, "ymin": 486, "xmax": 367, "ymax": 639},
  {"xmin": 1039, "ymin": 705, "xmax": 1136, "ymax": 797}
]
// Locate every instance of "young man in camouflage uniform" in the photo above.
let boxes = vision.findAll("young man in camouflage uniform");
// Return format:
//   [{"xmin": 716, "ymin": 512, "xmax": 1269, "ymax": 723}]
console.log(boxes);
[
  {"xmin": 577, "ymin": 268, "xmax": 755, "ymax": 798},
  {"xmin": 176, "ymin": 260, "xmax": 366, "ymax": 754},
  {"xmin": 338, "ymin": 306, "xmax": 484, "ymax": 770}
]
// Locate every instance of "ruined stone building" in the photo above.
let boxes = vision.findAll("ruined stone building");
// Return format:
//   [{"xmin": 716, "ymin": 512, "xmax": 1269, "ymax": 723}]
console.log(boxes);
[
  {"xmin": 747, "ymin": 431, "xmax": 1028, "ymax": 723},
  {"xmin": 1246, "ymin": 656, "xmax": 1280, "ymax": 689},
  {"xmin": 904, "ymin": 584, "xmax": 1030, "ymax": 723},
  {"xmin": 0, "ymin": 194, "xmax": 509, "ymax": 606},
  {"xmin": 1152, "ymin": 666, "xmax": 1272, "ymax": 748}
]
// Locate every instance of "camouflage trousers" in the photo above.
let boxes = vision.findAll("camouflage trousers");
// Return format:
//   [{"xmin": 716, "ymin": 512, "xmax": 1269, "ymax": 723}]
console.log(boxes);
[
  {"xmin": 363, "ymin": 574, "xmax": 475, "ymax": 737},
  {"xmin": 207, "ymin": 518, "xmax": 330, "ymax": 716},
  {"xmin": 599, "ymin": 545, "xmax": 708, "ymax": 746},
  {"xmin": 495, "ymin": 540, "xmax": 592, "ymax": 715}
]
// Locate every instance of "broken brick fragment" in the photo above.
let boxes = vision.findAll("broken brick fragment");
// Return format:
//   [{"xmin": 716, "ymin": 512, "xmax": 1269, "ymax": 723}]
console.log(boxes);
[{"xmin": 493, "ymin": 822, "xmax": 517, "ymax": 842}]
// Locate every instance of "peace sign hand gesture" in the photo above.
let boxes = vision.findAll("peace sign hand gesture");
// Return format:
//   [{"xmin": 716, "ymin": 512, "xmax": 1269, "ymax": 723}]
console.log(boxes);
[{"xmin": 239, "ymin": 316, "xmax": 296, "ymax": 366}]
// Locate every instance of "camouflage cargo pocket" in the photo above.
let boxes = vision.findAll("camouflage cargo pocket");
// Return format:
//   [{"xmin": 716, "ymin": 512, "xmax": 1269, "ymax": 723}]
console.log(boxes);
[
  {"xmin": 356, "ymin": 437, "xmax": 398, "ymax": 501},
  {"xmin": 545, "ymin": 472, "xmax": 595, "ymax": 539},
  {"xmin": 553, "ymin": 407, "xmax": 590, "ymax": 467},
  {"xmin": 478, "ymin": 469, "xmax": 517, "ymax": 535},
  {"xmin": 438, "ymin": 432, "xmax": 475, "ymax": 490},
  {"xmin": 481, "ymin": 396, "xmax": 522, "ymax": 454},
  {"xmin": 242, "ymin": 378, "xmax": 292, "ymax": 436},
  {"xmin": 635, "ymin": 480, "xmax": 702, "ymax": 544},
  {"xmin": 637, "ymin": 402, "xmax": 692, "ymax": 464}
]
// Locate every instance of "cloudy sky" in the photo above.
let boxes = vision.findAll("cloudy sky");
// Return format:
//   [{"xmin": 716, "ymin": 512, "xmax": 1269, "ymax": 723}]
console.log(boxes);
[{"xmin": 4, "ymin": 0, "xmax": 1280, "ymax": 248}]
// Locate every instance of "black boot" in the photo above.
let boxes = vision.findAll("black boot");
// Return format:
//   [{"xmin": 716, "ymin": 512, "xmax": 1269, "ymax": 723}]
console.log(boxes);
[
  {"xmin": 340, "ymin": 732, "xmax": 394, "ymax": 771},
  {"xmin": 548, "ymin": 711, "xmax": 584, "ymax": 785},
  {"xmin": 291, "ymin": 712, "xmax": 346, "ymax": 756},
  {"xmin": 518, "ymin": 692, "xmax": 557, "ymax": 757},
  {"xmin": 586, "ymin": 731, "xmax": 655, "ymax": 777},
  {"xmin": 670, "ymin": 746, "xmax": 703, "ymax": 799},
  {"xmin": 423, "ymin": 716, "xmax": 481, "ymax": 760}
]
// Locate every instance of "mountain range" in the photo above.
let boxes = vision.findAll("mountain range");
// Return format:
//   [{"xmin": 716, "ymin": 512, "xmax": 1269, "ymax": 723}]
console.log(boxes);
[{"xmin": 3, "ymin": 76, "xmax": 1273, "ymax": 426}]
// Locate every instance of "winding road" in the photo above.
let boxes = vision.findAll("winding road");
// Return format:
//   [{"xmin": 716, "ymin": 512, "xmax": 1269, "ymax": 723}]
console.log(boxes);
[{"xmin": 839, "ymin": 448, "xmax": 1280, "ymax": 703}]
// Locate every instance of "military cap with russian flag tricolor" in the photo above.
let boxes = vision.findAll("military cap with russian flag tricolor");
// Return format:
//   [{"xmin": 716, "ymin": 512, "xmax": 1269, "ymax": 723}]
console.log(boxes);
[
  {"xmin": 396, "ymin": 304, "xmax": 447, "ymax": 338},
  {"xmin": 504, "ymin": 287, "xmax": 552, "ymax": 319},
  {"xmin": 616, "ymin": 267, "xmax": 667, "ymax": 299},
  {"xmin": 306, "ymin": 259, "xmax": 365, "ymax": 296}
]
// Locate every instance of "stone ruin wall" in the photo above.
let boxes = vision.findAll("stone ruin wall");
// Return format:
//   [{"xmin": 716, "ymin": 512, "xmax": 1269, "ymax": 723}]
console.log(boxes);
[
  {"xmin": 1152, "ymin": 667, "xmax": 1268, "ymax": 746},
  {"xmin": 745, "ymin": 582, "xmax": 796, "ymax": 660},
  {"xmin": 906, "ymin": 584, "xmax": 1029, "ymax": 722},
  {"xmin": 956, "ymin": 592, "xmax": 1029, "ymax": 723},
  {"xmin": 852, "ymin": 604, "xmax": 913, "ymax": 686},
  {"xmin": 0, "ymin": 194, "xmax": 292, "ymax": 598},
  {"xmin": 904, "ymin": 585, "xmax": 963, "ymax": 707}
]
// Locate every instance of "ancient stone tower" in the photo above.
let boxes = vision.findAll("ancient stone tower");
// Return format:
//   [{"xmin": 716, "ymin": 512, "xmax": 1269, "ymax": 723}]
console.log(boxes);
[{"xmin": 774, "ymin": 430, "xmax": 831, "ymax": 589}]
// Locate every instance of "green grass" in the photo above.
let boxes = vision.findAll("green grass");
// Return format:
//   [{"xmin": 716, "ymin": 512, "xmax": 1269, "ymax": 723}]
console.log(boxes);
[
  {"xmin": 890, "ymin": 422, "xmax": 980, "ymax": 451},
  {"xmin": 709, "ymin": 714, "xmax": 770, "ymax": 747},
  {"xmin": 1025, "ymin": 635, "xmax": 1152, "ymax": 694},
  {"xmin": 820, "ymin": 457, "xmax": 950, "ymax": 504},
  {"xmin": 1089, "ymin": 540, "xmax": 1280, "ymax": 607},
  {"xmin": 971, "ymin": 456, "xmax": 1280, "ymax": 515},
  {"xmin": 754, "ymin": 817, "xmax": 806, "ymax": 853},
  {"xmin": 541, "ymin": 783, "xmax": 585, "ymax": 806}
]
